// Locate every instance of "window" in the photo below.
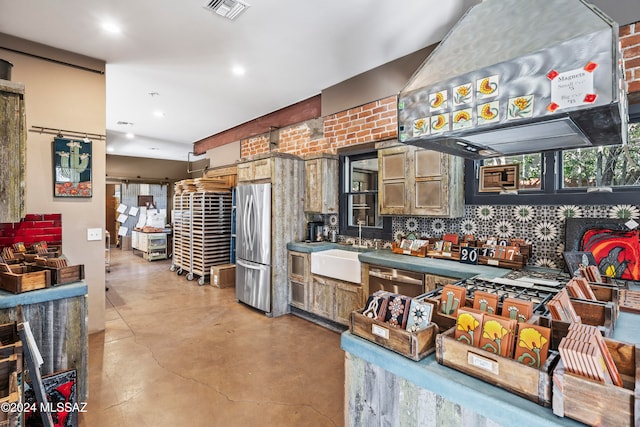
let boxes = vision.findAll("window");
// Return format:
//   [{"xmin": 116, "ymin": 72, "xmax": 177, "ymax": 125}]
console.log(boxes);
[
  {"xmin": 466, "ymin": 110, "xmax": 640, "ymax": 205},
  {"xmin": 561, "ymin": 122, "xmax": 640, "ymax": 188},
  {"xmin": 339, "ymin": 150, "xmax": 391, "ymax": 239},
  {"xmin": 482, "ymin": 154, "xmax": 542, "ymax": 191}
]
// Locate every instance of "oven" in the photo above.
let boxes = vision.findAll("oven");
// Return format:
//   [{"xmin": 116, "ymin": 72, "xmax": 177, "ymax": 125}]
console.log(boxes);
[{"xmin": 368, "ymin": 266, "xmax": 425, "ymax": 298}]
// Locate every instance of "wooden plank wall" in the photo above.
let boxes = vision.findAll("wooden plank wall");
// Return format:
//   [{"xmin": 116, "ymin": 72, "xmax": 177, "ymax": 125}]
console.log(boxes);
[{"xmin": 345, "ymin": 352, "xmax": 503, "ymax": 427}]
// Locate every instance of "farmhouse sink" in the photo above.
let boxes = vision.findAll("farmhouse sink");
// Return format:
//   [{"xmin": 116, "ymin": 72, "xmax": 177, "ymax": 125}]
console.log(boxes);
[{"xmin": 310, "ymin": 249, "xmax": 362, "ymax": 284}]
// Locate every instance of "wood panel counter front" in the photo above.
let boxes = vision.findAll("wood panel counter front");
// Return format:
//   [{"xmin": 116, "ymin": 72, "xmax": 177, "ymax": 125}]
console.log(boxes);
[{"xmin": 0, "ymin": 281, "xmax": 88, "ymax": 400}]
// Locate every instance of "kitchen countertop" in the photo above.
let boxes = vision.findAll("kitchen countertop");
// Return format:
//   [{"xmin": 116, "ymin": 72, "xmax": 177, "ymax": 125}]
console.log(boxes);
[{"xmin": 286, "ymin": 242, "xmax": 511, "ymax": 279}]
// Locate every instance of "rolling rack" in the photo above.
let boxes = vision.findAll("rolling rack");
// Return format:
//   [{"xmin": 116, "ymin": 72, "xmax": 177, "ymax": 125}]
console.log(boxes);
[
  {"xmin": 190, "ymin": 191, "xmax": 233, "ymax": 285},
  {"xmin": 170, "ymin": 192, "xmax": 191, "ymax": 276},
  {"xmin": 170, "ymin": 191, "xmax": 232, "ymax": 285}
]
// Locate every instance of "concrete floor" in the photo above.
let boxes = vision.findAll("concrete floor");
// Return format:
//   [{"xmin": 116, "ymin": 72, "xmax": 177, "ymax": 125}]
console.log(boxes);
[{"xmin": 80, "ymin": 249, "xmax": 345, "ymax": 426}]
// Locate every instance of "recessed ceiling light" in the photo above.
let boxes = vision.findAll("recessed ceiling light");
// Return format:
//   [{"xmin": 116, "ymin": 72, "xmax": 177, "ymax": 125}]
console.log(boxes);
[
  {"xmin": 101, "ymin": 22, "xmax": 121, "ymax": 34},
  {"xmin": 125, "ymin": 133, "xmax": 135, "ymax": 139},
  {"xmin": 149, "ymin": 147, "xmax": 159, "ymax": 150},
  {"xmin": 232, "ymin": 65, "xmax": 246, "ymax": 76},
  {"xmin": 107, "ymin": 146, "xmax": 115, "ymax": 152},
  {"xmin": 153, "ymin": 111, "xmax": 165, "ymax": 118}
]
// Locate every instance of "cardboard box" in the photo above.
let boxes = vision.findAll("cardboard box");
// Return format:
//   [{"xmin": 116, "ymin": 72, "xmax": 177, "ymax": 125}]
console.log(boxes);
[{"xmin": 210, "ymin": 264, "xmax": 235, "ymax": 288}]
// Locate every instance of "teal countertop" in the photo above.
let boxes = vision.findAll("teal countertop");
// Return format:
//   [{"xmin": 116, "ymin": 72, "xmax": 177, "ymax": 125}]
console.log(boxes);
[
  {"xmin": 287, "ymin": 242, "xmax": 511, "ymax": 279},
  {"xmin": 341, "ymin": 332, "xmax": 583, "ymax": 427},
  {"xmin": 0, "ymin": 281, "xmax": 88, "ymax": 309}
]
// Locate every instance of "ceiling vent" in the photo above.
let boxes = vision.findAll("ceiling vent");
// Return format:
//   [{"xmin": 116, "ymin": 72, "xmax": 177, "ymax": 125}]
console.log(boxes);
[{"xmin": 203, "ymin": 0, "xmax": 250, "ymax": 20}]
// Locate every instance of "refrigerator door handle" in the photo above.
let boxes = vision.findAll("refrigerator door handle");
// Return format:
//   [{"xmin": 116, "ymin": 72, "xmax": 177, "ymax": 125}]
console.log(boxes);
[
  {"xmin": 246, "ymin": 194, "xmax": 255, "ymax": 251},
  {"xmin": 236, "ymin": 258, "xmax": 267, "ymax": 271}
]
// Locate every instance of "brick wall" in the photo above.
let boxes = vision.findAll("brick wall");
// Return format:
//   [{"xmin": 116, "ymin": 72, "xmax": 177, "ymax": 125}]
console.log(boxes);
[
  {"xmin": 240, "ymin": 96, "xmax": 398, "ymax": 158},
  {"xmin": 0, "ymin": 214, "xmax": 62, "ymax": 249},
  {"xmin": 621, "ymin": 22, "xmax": 640, "ymax": 96}
]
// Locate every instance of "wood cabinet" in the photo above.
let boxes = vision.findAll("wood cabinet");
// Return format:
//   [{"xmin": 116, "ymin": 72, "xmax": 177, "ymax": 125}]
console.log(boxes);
[
  {"xmin": 304, "ymin": 154, "xmax": 338, "ymax": 214},
  {"xmin": 310, "ymin": 274, "xmax": 363, "ymax": 326},
  {"xmin": 237, "ymin": 157, "xmax": 272, "ymax": 182},
  {"xmin": 378, "ymin": 143, "xmax": 464, "ymax": 217},
  {"xmin": 335, "ymin": 281, "xmax": 364, "ymax": 325},
  {"xmin": 288, "ymin": 251, "xmax": 310, "ymax": 310},
  {"xmin": 0, "ymin": 80, "xmax": 26, "ymax": 223}
]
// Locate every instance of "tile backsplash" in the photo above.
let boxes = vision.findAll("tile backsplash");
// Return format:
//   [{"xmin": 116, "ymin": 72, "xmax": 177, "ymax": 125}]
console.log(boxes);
[{"xmin": 323, "ymin": 204, "xmax": 640, "ymax": 270}]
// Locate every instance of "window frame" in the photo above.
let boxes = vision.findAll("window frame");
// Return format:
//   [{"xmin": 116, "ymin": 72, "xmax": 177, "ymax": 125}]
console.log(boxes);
[
  {"xmin": 338, "ymin": 147, "xmax": 392, "ymax": 240},
  {"xmin": 466, "ymin": 106, "xmax": 640, "ymax": 206}
]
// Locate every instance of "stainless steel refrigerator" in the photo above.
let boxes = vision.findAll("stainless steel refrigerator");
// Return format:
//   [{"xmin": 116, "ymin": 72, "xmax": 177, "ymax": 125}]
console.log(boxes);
[{"xmin": 235, "ymin": 183, "xmax": 272, "ymax": 312}]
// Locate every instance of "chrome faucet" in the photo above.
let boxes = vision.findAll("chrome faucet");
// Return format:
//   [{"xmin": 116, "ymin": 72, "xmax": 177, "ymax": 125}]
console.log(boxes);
[{"xmin": 353, "ymin": 220, "xmax": 367, "ymax": 248}]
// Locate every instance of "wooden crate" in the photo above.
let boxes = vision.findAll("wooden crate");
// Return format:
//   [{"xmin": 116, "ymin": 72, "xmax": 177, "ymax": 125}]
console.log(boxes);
[
  {"xmin": 541, "ymin": 299, "xmax": 615, "ymax": 350},
  {"xmin": 552, "ymin": 338, "xmax": 638, "ymax": 426},
  {"xmin": 350, "ymin": 300, "xmax": 455, "ymax": 361},
  {"xmin": 28, "ymin": 263, "xmax": 84, "ymax": 286},
  {"xmin": 0, "ymin": 355, "xmax": 19, "ymax": 427},
  {"xmin": 0, "ymin": 267, "xmax": 51, "ymax": 293},
  {"xmin": 435, "ymin": 327, "xmax": 559, "ymax": 407}
]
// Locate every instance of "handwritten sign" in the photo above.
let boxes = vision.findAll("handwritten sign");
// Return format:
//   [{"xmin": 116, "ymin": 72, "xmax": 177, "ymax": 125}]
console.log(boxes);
[{"xmin": 550, "ymin": 67, "xmax": 594, "ymax": 110}]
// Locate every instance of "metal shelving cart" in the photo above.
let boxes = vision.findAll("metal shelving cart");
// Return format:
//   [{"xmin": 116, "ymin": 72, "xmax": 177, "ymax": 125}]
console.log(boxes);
[
  {"xmin": 171, "ymin": 191, "xmax": 233, "ymax": 285},
  {"xmin": 190, "ymin": 191, "xmax": 233, "ymax": 285},
  {"xmin": 170, "ymin": 192, "xmax": 191, "ymax": 275}
]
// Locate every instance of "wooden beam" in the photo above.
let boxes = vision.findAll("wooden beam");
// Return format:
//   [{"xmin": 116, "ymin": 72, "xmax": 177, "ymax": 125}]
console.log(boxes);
[{"xmin": 193, "ymin": 95, "xmax": 321, "ymax": 155}]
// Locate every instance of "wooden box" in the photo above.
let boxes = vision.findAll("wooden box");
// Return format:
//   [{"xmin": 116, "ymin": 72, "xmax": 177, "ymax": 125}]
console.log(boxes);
[
  {"xmin": 210, "ymin": 264, "xmax": 235, "ymax": 288},
  {"xmin": 0, "ymin": 267, "xmax": 51, "ymax": 293},
  {"xmin": 435, "ymin": 327, "xmax": 559, "ymax": 407},
  {"xmin": 541, "ymin": 299, "xmax": 616, "ymax": 350},
  {"xmin": 552, "ymin": 338, "xmax": 638, "ymax": 426},
  {"xmin": 29, "ymin": 263, "xmax": 84, "ymax": 286},
  {"xmin": 350, "ymin": 300, "xmax": 455, "ymax": 361},
  {"xmin": 0, "ymin": 355, "xmax": 19, "ymax": 426}
]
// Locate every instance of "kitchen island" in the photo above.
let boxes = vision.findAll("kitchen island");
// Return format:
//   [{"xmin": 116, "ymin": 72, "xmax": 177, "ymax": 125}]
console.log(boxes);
[{"xmin": 341, "ymin": 298, "xmax": 639, "ymax": 427}]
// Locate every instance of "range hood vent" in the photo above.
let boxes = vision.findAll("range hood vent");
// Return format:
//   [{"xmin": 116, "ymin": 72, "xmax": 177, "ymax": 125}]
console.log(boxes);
[
  {"xmin": 398, "ymin": 0, "xmax": 628, "ymax": 159},
  {"xmin": 203, "ymin": 0, "xmax": 250, "ymax": 20}
]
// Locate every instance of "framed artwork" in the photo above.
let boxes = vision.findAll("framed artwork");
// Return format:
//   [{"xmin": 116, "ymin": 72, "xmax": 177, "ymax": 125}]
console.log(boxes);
[
  {"xmin": 24, "ymin": 369, "xmax": 78, "ymax": 427},
  {"xmin": 479, "ymin": 164, "xmax": 519, "ymax": 193},
  {"xmin": 53, "ymin": 137, "xmax": 92, "ymax": 198}
]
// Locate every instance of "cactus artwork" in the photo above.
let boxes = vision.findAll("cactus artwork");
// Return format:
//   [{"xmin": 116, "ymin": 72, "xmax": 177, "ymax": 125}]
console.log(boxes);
[{"xmin": 53, "ymin": 137, "xmax": 92, "ymax": 197}]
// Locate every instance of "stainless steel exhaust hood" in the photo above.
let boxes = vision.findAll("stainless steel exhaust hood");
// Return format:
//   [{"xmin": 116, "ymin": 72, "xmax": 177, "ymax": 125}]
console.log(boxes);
[{"xmin": 398, "ymin": 0, "xmax": 628, "ymax": 159}]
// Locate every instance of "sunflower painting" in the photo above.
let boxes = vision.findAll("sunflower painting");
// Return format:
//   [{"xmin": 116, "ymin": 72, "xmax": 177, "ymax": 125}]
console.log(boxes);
[
  {"xmin": 514, "ymin": 324, "xmax": 551, "ymax": 368},
  {"xmin": 454, "ymin": 310, "xmax": 483, "ymax": 346},
  {"xmin": 479, "ymin": 317, "xmax": 516, "ymax": 357}
]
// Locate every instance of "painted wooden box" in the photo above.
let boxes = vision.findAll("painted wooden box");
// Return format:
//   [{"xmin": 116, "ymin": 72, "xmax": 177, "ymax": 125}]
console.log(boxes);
[
  {"xmin": 552, "ymin": 338, "xmax": 638, "ymax": 426},
  {"xmin": 0, "ymin": 266, "xmax": 51, "ymax": 293},
  {"xmin": 350, "ymin": 300, "xmax": 456, "ymax": 361},
  {"xmin": 435, "ymin": 327, "xmax": 560, "ymax": 407}
]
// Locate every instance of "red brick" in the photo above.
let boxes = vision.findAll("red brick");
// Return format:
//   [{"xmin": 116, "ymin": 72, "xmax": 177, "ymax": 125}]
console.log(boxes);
[
  {"xmin": 626, "ymin": 57, "xmax": 640, "ymax": 70},
  {"xmin": 625, "ymin": 45, "xmax": 640, "ymax": 59},
  {"xmin": 628, "ymin": 80, "xmax": 640, "ymax": 93},
  {"xmin": 621, "ymin": 33, "xmax": 640, "ymax": 49},
  {"xmin": 620, "ymin": 24, "xmax": 632, "ymax": 37},
  {"xmin": 23, "ymin": 214, "xmax": 42, "ymax": 221}
]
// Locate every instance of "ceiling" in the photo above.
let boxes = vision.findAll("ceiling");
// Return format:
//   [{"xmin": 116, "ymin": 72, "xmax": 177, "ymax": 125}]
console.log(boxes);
[{"xmin": 1, "ymin": 0, "xmax": 637, "ymax": 161}]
